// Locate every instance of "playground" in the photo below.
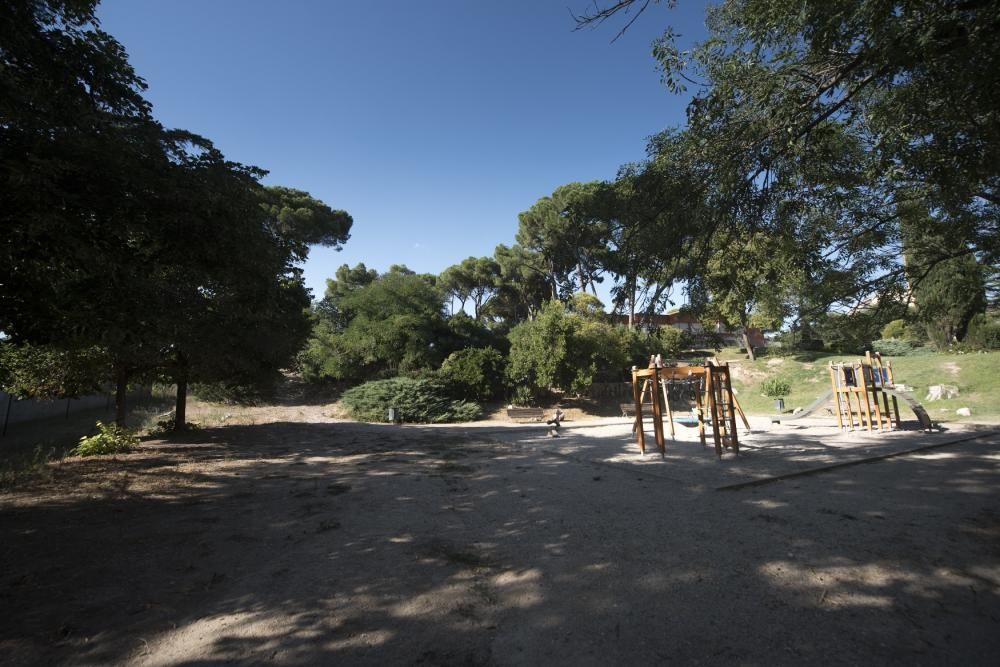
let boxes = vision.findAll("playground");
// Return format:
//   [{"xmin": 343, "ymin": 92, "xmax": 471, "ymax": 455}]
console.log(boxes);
[{"xmin": 2, "ymin": 394, "xmax": 999, "ymax": 665}]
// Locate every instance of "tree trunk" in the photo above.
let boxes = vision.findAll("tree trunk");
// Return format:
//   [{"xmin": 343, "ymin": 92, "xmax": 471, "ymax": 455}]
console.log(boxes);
[
  {"xmin": 627, "ymin": 277, "xmax": 636, "ymax": 330},
  {"xmin": 742, "ymin": 330, "xmax": 756, "ymax": 361},
  {"xmin": 114, "ymin": 364, "xmax": 128, "ymax": 427},
  {"xmin": 174, "ymin": 362, "xmax": 188, "ymax": 433}
]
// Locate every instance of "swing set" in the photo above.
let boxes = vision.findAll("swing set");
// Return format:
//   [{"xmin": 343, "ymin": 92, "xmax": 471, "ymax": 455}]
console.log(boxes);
[{"xmin": 629, "ymin": 358, "xmax": 749, "ymax": 459}]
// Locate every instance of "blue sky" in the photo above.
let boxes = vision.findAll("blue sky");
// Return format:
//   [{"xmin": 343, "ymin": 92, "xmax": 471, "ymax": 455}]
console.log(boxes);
[{"xmin": 97, "ymin": 0, "xmax": 708, "ymax": 306}]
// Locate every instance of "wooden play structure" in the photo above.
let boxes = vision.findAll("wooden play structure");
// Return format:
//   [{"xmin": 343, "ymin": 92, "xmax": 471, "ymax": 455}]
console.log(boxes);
[
  {"xmin": 629, "ymin": 358, "xmax": 746, "ymax": 459},
  {"xmin": 828, "ymin": 351, "xmax": 901, "ymax": 432}
]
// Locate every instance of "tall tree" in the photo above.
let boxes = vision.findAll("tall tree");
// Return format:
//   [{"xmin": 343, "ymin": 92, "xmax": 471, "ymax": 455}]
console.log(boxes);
[
  {"xmin": 576, "ymin": 0, "xmax": 1000, "ymax": 300},
  {"xmin": 439, "ymin": 256, "xmax": 501, "ymax": 320},
  {"xmin": 491, "ymin": 244, "xmax": 551, "ymax": 324},
  {"xmin": 302, "ymin": 266, "xmax": 447, "ymax": 381},
  {"xmin": 1, "ymin": 1, "xmax": 353, "ymax": 427},
  {"xmin": 515, "ymin": 182, "xmax": 608, "ymax": 298}
]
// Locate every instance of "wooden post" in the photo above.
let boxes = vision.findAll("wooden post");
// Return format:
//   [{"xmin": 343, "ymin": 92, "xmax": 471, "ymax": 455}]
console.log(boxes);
[
  {"xmin": 650, "ymin": 368, "xmax": 665, "ymax": 455},
  {"xmin": 829, "ymin": 364, "xmax": 844, "ymax": 430},
  {"xmin": 631, "ymin": 368, "xmax": 645, "ymax": 455},
  {"xmin": 661, "ymin": 377, "xmax": 675, "ymax": 439}
]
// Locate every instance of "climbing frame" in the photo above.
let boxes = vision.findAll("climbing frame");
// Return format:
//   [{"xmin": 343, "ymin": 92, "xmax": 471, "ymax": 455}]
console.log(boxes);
[
  {"xmin": 629, "ymin": 361, "xmax": 739, "ymax": 458},
  {"xmin": 828, "ymin": 352, "xmax": 899, "ymax": 432}
]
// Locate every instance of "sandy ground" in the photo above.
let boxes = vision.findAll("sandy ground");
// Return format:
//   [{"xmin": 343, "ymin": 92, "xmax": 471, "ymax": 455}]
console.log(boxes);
[{"xmin": 1, "ymin": 404, "xmax": 999, "ymax": 665}]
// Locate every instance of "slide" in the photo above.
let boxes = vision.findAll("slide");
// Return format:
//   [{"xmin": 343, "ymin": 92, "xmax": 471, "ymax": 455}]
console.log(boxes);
[
  {"xmin": 781, "ymin": 388, "xmax": 934, "ymax": 430},
  {"xmin": 783, "ymin": 389, "xmax": 834, "ymax": 419},
  {"xmin": 884, "ymin": 388, "xmax": 935, "ymax": 431}
]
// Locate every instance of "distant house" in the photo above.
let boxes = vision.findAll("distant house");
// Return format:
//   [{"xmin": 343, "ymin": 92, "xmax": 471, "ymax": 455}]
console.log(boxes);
[{"xmin": 615, "ymin": 310, "xmax": 766, "ymax": 350}]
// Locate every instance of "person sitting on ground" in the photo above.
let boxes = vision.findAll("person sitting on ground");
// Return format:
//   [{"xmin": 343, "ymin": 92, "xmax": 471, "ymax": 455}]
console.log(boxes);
[{"xmin": 546, "ymin": 407, "xmax": 564, "ymax": 437}]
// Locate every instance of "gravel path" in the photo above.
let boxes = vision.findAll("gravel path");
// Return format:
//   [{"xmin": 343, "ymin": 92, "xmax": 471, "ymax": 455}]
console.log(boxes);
[{"xmin": 1, "ymin": 410, "xmax": 998, "ymax": 665}]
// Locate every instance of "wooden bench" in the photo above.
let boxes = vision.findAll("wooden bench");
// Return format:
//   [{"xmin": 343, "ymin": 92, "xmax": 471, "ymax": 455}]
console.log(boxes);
[
  {"xmin": 506, "ymin": 407, "xmax": 545, "ymax": 422},
  {"xmin": 620, "ymin": 403, "xmax": 636, "ymax": 417}
]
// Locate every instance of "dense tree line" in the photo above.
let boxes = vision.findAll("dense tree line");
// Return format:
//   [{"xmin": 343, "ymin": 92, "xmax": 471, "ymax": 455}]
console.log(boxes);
[{"xmin": 1, "ymin": 0, "xmax": 351, "ymax": 429}]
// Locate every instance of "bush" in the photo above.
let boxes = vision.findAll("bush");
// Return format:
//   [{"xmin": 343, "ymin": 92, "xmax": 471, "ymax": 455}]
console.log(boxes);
[
  {"xmin": 760, "ymin": 378, "xmax": 791, "ymax": 398},
  {"xmin": 511, "ymin": 385, "xmax": 536, "ymax": 407},
  {"xmin": 340, "ymin": 377, "xmax": 482, "ymax": 423},
  {"xmin": 438, "ymin": 347, "xmax": 506, "ymax": 401},
  {"xmin": 965, "ymin": 314, "xmax": 1000, "ymax": 350},
  {"xmin": 192, "ymin": 377, "xmax": 277, "ymax": 405},
  {"xmin": 880, "ymin": 319, "xmax": 907, "ymax": 340},
  {"xmin": 871, "ymin": 338, "xmax": 916, "ymax": 357},
  {"xmin": 507, "ymin": 301, "xmax": 630, "ymax": 396},
  {"xmin": 73, "ymin": 421, "xmax": 139, "ymax": 456},
  {"xmin": 147, "ymin": 412, "xmax": 200, "ymax": 435}
]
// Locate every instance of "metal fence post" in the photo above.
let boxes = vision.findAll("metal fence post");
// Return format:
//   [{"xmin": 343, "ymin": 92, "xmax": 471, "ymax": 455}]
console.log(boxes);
[{"xmin": 2, "ymin": 393, "xmax": 12, "ymax": 437}]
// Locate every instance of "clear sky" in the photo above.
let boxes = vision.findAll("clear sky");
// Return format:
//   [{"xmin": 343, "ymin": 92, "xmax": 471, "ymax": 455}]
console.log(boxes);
[{"xmin": 96, "ymin": 0, "xmax": 708, "ymax": 305}]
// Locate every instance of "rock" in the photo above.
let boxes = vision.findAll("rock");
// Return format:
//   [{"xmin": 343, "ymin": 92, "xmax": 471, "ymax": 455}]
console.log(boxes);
[
  {"xmin": 956, "ymin": 407, "xmax": 972, "ymax": 417},
  {"xmin": 925, "ymin": 384, "xmax": 959, "ymax": 401},
  {"xmin": 793, "ymin": 407, "xmax": 803, "ymax": 415}
]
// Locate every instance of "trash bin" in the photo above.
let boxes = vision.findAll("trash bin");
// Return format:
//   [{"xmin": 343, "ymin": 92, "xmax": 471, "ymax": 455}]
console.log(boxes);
[
  {"xmin": 387, "ymin": 407, "xmax": 400, "ymax": 423},
  {"xmin": 774, "ymin": 398, "xmax": 785, "ymax": 412}
]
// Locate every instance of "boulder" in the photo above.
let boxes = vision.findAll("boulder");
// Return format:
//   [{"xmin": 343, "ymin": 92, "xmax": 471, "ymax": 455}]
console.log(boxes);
[{"xmin": 956, "ymin": 407, "xmax": 972, "ymax": 417}]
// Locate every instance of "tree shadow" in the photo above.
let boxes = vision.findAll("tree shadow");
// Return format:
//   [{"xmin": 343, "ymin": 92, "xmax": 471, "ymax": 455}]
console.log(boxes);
[{"xmin": 1, "ymin": 420, "xmax": 998, "ymax": 664}]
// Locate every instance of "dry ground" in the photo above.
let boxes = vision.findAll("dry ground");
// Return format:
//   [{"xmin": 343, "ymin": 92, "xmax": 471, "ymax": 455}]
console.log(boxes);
[{"xmin": 2, "ymin": 404, "xmax": 999, "ymax": 665}]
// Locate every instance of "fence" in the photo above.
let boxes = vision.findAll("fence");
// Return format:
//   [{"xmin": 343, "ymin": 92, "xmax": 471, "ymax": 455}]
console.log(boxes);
[
  {"xmin": 1, "ymin": 387, "xmax": 154, "ymax": 437},
  {"xmin": 585, "ymin": 382, "xmax": 633, "ymax": 400}
]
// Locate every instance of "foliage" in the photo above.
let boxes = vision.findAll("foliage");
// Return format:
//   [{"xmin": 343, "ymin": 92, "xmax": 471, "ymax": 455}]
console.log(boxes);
[
  {"xmin": 148, "ymin": 413, "xmax": 200, "ymax": 436},
  {"xmin": 507, "ymin": 301, "xmax": 630, "ymax": 396},
  {"xmin": 438, "ymin": 347, "xmax": 506, "ymax": 401},
  {"xmin": 871, "ymin": 339, "xmax": 920, "ymax": 357},
  {"xmin": 964, "ymin": 314, "xmax": 1000, "ymax": 350},
  {"xmin": 490, "ymin": 243, "xmax": 554, "ymax": 324},
  {"xmin": 516, "ymin": 181, "xmax": 607, "ymax": 298},
  {"xmin": 440, "ymin": 313, "xmax": 508, "ymax": 356},
  {"xmin": 759, "ymin": 378, "xmax": 791, "ymax": 398},
  {"xmin": 510, "ymin": 385, "xmax": 536, "ymax": 407},
  {"xmin": 72, "ymin": 421, "xmax": 139, "ymax": 457},
  {"xmin": 815, "ymin": 304, "xmax": 908, "ymax": 354},
  {"xmin": 191, "ymin": 378, "xmax": 275, "ymax": 405},
  {"xmin": 440, "ymin": 256, "xmax": 501, "ymax": 320},
  {"xmin": 627, "ymin": 326, "xmax": 686, "ymax": 366},
  {"xmin": 0, "ymin": 445, "xmax": 58, "ymax": 491},
  {"xmin": 0, "ymin": 343, "xmax": 109, "ymax": 399},
  {"xmin": 259, "ymin": 186, "xmax": 352, "ymax": 262},
  {"xmin": 0, "ymin": 2, "xmax": 347, "ymax": 430},
  {"xmin": 573, "ymin": 0, "xmax": 1000, "ymax": 334},
  {"xmin": 881, "ymin": 319, "xmax": 912, "ymax": 341},
  {"xmin": 303, "ymin": 266, "xmax": 447, "ymax": 382},
  {"xmin": 340, "ymin": 378, "xmax": 482, "ymax": 423}
]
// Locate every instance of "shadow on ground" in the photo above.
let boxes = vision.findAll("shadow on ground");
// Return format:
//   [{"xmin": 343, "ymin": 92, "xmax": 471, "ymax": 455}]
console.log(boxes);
[{"xmin": 1, "ymin": 418, "xmax": 998, "ymax": 665}]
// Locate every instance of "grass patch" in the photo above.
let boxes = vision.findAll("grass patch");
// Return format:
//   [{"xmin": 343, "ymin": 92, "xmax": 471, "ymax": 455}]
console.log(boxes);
[
  {"xmin": 722, "ymin": 350, "xmax": 1000, "ymax": 421},
  {"xmin": 0, "ymin": 444, "xmax": 59, "ymax": 490}
]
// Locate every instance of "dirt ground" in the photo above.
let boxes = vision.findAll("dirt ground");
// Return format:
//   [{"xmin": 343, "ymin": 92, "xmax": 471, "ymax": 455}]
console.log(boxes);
[{"xmin": 2, "ymin": 404, "xmax": 999, "ymax": 666}]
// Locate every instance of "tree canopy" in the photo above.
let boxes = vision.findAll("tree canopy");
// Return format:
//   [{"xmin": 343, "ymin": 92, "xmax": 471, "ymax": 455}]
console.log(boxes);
[
  {"xmin": 1, "ymin": 0, "xmax": 352, "ymax": 426},
  {"xmin": 567, "ymin": 0, "xmax": 998, "ymax": 340}
]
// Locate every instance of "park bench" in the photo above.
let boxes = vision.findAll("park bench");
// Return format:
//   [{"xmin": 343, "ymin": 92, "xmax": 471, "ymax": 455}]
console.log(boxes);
[
  {"xmin": 506, "ymin": 407, "xmax": 545, "ymax": 422},
  {"xmin": 620, "ymin": 403, "xmax": 636, "ymax": 417}
]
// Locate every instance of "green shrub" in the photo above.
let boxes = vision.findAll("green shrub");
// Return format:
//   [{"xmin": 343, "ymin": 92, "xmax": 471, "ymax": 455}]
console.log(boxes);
[
  {"xmin": 340, "ymin": 377, "xmax": 482, "ymax": 423},
  {"xmin": 191, "ymin": 377, "xmax": 276, "ymax": 405},
  {"xmin": 881, "ymin": 319, "xmax": 907, "ymax": 340},
  {"xmin": 871, "ymin": 338, "xmax": 915, "ymax": 357},
  {"xmin": 760, "ymin": 378, "xmax": 791, "ymax": 398},
  {"xmin": 438, "ymin": 347, "xmax": 506, "ymax": 401},
  {"xmin": 72, "ymin": 421, "xmax": 139, "ymax": 456},
  {"xmin": 147, "ymin": 412, "xmax": 200, "ymax": 435},
  {"xmin": 511, "ymin": 385, "xmax": 536, "ymax": 407},
  {"xmin": 965, "ymin": 314, "xmax": 1000, "ymax": 350}
]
